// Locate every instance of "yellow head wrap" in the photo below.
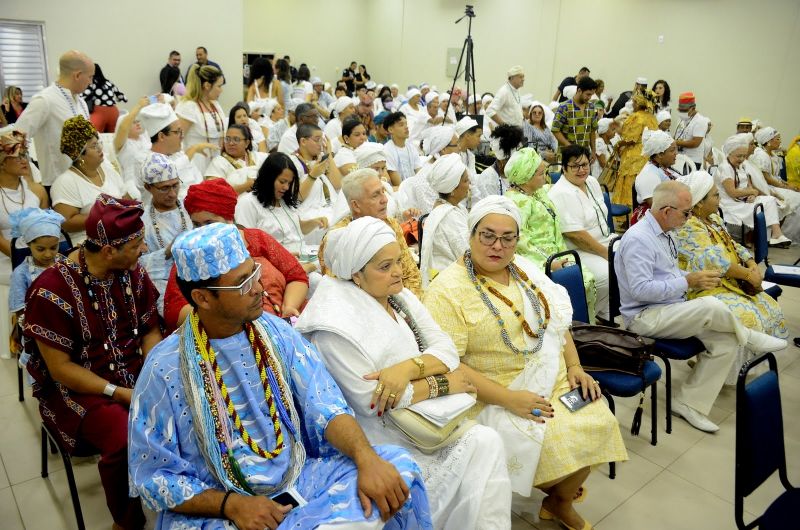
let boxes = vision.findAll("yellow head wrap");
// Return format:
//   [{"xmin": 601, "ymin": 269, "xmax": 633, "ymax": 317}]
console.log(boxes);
[{"xmin": 60, "ymin": 115, "xmax": 98, "ymax": 162}]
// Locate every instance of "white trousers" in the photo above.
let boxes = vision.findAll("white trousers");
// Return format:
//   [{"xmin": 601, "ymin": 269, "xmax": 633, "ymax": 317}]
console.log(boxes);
[
  {"xmin": 576, "ymin": 250, "xmax": 610, "ymax": 319},
  {"xmin": 627, "ymin": 297, "xmax": 741, "ymax": 415}
]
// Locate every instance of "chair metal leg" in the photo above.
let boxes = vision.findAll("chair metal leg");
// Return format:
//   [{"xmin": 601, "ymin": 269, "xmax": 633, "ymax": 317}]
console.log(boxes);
[
  {"xmin": 59, "ymin": 449, "xmax": 86, "ymax": 530},
  {"xmin": 655, "ymin": 353, "xmax": 673, "ymax": 434},
  {"xmin": 603, "ymin": 391, "xmax": 616, "ymax": 479},
  {"xmin": 40, "ymin": 427, "xmax": 48, "ymax": 478},
  {"xmin": 17, "ymin": 364, "xmax": 24, "ymax": 402},
  {"xmin": 650, "ymin": 382, "xmax": 658, "ymax": 446}
]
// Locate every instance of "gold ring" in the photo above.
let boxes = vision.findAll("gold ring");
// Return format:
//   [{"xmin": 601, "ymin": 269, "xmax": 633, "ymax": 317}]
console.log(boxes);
[
  {"xmin": 389, "ymin": 393, "xmax": 397, "ymax": 399},
  {"xmin": 375, "ymin": 383, "xmax": 384, "ymax": 393}
]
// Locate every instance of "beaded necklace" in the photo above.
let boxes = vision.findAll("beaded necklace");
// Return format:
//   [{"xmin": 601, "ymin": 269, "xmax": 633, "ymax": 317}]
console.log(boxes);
[
  {"xmin": 55, "ymin": 83, "xmax": 88, "ymax": 118},
  {"xmin": 0, "ymin": 179, "xmax": 25, "ymax": 215},
  {"xmin": 464, "ymin": 250, "xmax": 550, "ymax": 355},
  {"xmin": 267, "ymin": 202, "xmax": 304, "ymax": 252},
  {"xmin": 198, "ymin": 100, "xmax": 223, "ymax": 143},
  {"xmin": 388, "ymin": 296, "xmax": 426, "ymax": 353},
  {"xmin": 78, "ymin": 246, "xmax": 140, "ymax": 385},
  {"xmin": 70, "ymin": 164, "xmax": 106, "ymax": 188},
  {"xmin": 189, "ymin": 312, "xmax": 295, "ymax": 462},
  {"xmin": 148, "ymin": 202, "xmax": 188, "ymax": 250}
]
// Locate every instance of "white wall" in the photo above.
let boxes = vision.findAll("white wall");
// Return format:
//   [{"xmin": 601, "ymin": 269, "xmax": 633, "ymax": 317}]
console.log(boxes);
[{"xmin": 3, "ymin": 0, "xmax": 244, "ymax": 112}]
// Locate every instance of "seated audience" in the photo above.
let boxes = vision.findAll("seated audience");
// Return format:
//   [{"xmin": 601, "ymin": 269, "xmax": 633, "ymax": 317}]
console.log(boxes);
[
  {"xmin": 52, "ymin": 116, "xmax": 126, "ymax": 245},
  {"xmin": 674, "ymin": 171, "xmax": 787, "ymax": 380},
  {"xmin": 164, "ymin": 178, "xmax": 308, "ymax": 333},
  {"xmin": 383, "ymin": 112, "xmax": 423, "ymax": 185},
  {"xmin": 176, "ymin": 64, "xmax": 225, "ymax": 173},
  {"xmin": 333, "ymin": 116, "xmax": 368, "ymax": 176},
  {"xmin": 424, "ymin": 196, "xmax": 627, "ymax": 530},
  {"xmin": 548, "ymin": 145, "xmax": 612, "ymax": 320},
  {"xmin": 455, "ymin": 116, "xmax": 482, "ymax": 179},
  {"xmin": 129, "ymin": 222, "xmax": 432, "ymax": 529},
  {"xmin": 505, "ymin": 147, "xmax": 599, "ymax": 322},
  {"xmin": 296, "ymin": 215, "xmax": 512, "ymax": 528},
  {"xmin": 523, "ymin": 103, "xmax": 558, "ymax": 164},
  {"xmin": 278, "ymin": 102, "xmax": 321, "ymax": 155},
  {"xmin": 615, "ymin": 181, "xmax": 787, "ymax": 432},
  {"xmin": 205, "ymin": 124, "xmax": 267, "ymax": 194},
  {"xmin": 715, "ymin": 134, "xmax": 789, "ymax": 245},
  {"xmin": 631, "ymin": 129, "xmax": 680, "ymax": 224},
  {"xmin": 138, "ymin": 153, "xmax": 192, "ymax": 315},
  {"xmin": 750, "ymin": 127, "xmax": 800, "ymax": 217},
  {"xmin": 24, "ymin": 195, "xmax": 161, "ymax": 530},
  {"xmin": 229, "ymin": 101, "xmax": 267, "ymax": 152},
  {"xmin": 319, "ymin": 168, "xmax": 422, "ymax": 296},
  {"xmin": 419, "ymin": 154, "xmax": 470, "ymax": 288},
  {"xmin": 472, "ymin": 124, "xmax": 526, "ymax": 201},
  {"xmin": 397, "ymin": 126, "xmax": 458, "ymax": 215}
]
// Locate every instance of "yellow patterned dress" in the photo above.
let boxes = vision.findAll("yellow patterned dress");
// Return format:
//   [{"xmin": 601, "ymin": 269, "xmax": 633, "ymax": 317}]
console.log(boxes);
[
  {"xmin": 423, "ymin": 257, "xmax": 627, "ymax": 488},
  {"xmin": 610, "ymin": 111, "xmax": 658, "ymax": 207},
  {"xmin": 674, "ymin": 214, "xmax": 787, "ymax": 338}
]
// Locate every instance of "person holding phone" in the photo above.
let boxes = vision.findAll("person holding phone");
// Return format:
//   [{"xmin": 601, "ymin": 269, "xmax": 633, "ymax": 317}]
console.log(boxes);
[{"xmin": 424, "ymin": 195, "xmax": 627, "ymax": 530}]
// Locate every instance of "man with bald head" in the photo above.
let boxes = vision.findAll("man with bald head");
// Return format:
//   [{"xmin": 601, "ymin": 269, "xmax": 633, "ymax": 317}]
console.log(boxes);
[
  {"xmin": 615, "ymin": 180, "xmax": 786, "ymax": 433},
  {"xmin": 15, "ymin": 50, "xmax": 95, "ymax": 188}
]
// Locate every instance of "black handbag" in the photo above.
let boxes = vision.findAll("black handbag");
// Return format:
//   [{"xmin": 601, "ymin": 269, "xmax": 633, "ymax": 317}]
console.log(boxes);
[{"xmin": 571, "ymin": 323, "xmax": 654, "ymax": 376}]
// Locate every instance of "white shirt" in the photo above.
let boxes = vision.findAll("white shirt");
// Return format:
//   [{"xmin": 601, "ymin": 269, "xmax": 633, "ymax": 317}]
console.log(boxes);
[
  {"xmin": 116, "ymin": 136, "xmax": 152, "ymax": 199},
  {"xmin": 290, "ymin": 81, "xmax": 313, "ymax": 101},
  {"xmin": 396, "ymin": 164, "xmax": 438, "ymax": 215},
  {"xmin": 267, "ymin": 118, "xmax": 289, "ymax": 152},
  {"xmin": 635, "ymin": 162, "xmax": 669, "ymax": 204},
  {"xmin": 248, "ymin": 118, "xmax": 266, "ymax": 147},
  {"xmin": 175, "ymin": 99, "xmax": 225, "ymax": 173},
  {"xmin": 204, "ymin": 152, "xmax": 267, "ymax": 192},
  {"xmin": 14, "ymin": 84, "xmax": 90, "ymax": 185},
  {"xmin": 333, "ymin": 146, "xmax": 357, "ymax": 169},
  {"xmin": 592, "ymin": 137, "xmax": 611, "ymax": 177},
  {"xmin": 50, "ymin": 160, "xmax": 126, "ymax": 244},
  {"xmin": 674, "ymin": 113, "xmax": 708, "ymax": 164},
  {"xmin": 485, "ymin": 82, "xmax": 523, "ymax": 127},
  {"xmin": 548, "ymin": 175, "xmax": 612, "ymax": 247},
  {"xmin": 323, "ymin": 117, "xmax": 342, "ymax": 144},
  {"xmin": 384, "ymin": 140, "xmax": 422, "ymax": 181},
  {"xmin": 277, "ymin": 125, "xmax": 299, "ymax": 155},
  {"xmin": 471, "ymin": 163, "xmax": 508, "ymax": 202},
  {"xmin": 234, "ymin": 194, "xmax": 306, "ymax": 254}
]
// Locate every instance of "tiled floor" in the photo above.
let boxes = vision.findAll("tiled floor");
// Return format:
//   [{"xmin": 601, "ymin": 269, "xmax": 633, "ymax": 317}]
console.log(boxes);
[{"xmin": 0, "ymin": 248, "xmax": 797, "ymax": 530}]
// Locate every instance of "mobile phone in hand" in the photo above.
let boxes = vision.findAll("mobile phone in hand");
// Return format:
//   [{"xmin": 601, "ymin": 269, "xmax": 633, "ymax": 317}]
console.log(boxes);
[
  {"xmin": 271, "ymin": 487, "xmax": 307, "ymax": 508},
  {"xmin": 559, "ymin": 387, "xmax": 592, "ymax": 413}
]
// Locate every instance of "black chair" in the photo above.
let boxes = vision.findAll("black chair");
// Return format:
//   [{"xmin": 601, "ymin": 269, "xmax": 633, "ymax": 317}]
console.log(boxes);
[
  {"xmin": 10, "ymin": 230, "xmax": 73, "ymax": 402},
  {"xmin": 608, "ymin": 238, "xmax": 705, "ymax": 434},
  {"xmin": 601, "ymin": 183, "xmax": 630, "ymax": 232},
  {"xmin": 753, "ymin": 204, "xmax": 800, "ymax": 288},
  {"xmin": 546, "ymin": 249, "xmax": 661, "ymax": 479},
  {"xmin": 416, "ymin": 213, "xmax": 429, "ymax": 268},
  {"xmin": 41, "ymin": 423, "xmax": 98, "ymax": 530},
  {"xmin": 735, "ymin": 352, "xmax": 798, "ymax": 529}
]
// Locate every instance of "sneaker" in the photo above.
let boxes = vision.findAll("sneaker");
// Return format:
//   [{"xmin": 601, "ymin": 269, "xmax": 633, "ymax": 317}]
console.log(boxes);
[
  {"xmin": 672, "ymin": 400, "xmax": 719, "ymax": 433},
  {"xmin": 745, "ymin": 330, "xmax": 788, "ymax": 353}
]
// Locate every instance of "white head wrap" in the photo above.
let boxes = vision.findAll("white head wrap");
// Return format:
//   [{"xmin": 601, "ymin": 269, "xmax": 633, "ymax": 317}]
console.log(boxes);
[
  {"xmin": 428, "ymin": 153, "xmax": 466, "ymax": 194},
  {"xmin": 597, "ymin": 118, "xmax": 613, "ymax": 135},
  {"xmin": 425, "ymin": 92, "xmax": 439, "ymax": 106},
  {"xmin": 261, "ymin": 98, "xmax": 279, "ymax": 117},
  {"xmin": 723, "ymin": 134, "xmax": 751, "ymax": 156},
  {"xmin": 467, "ymin": 196, "xmax": 521, "ymax": 233},
  {"xmin": 326, "ymin": 216, "xmax": 397, "ymax": 280},
  {"xmin": 679, "ymin": 171, "xmax": 715, "ymax": 207},
  {"xmin": 563, "ymin": 85, "xmax": 578, "ymax": 100},
  {"xmin": 334, "ymin": 96, "xmax": 354, "ymax": 115},
  {"xmin": 507, "ymin": 65, "xmax": 524, "ymax": 77},
  {"xmin": 310, "ymin": 76, "xmax": 322, "ymax": 86},
  {"xmin": 355, "ymin": 142, "xmax": 386, "ymax": 168},
  {"xmin": 481, "ymin": 94, "xmax": 494, "ymax": 105},
  {"xmin": 440, "ymin": 93, "xmax": 450, "ymax": 102},
  {"xmin": 247, "ymin": 100, "xmax": 266, "ymax": 115},
  {"xmin": 422, "ymin": 126, "xmax": 455, "ymax": 157},
  {"xmin": 520, "ymin": 94, "xmax": 535, "ymax": 108},
  {"xmin": 755, "ymin": 127, "xmax": 778, "ymax": 146},
  {"xmin": 454, "ymin": 116, "xmax": 479, "ymax": 138},
  {"xmin": 365, "ymin": 81, "xmax": 377, "ymax": 90},
  {"xmin": 468, "ymin": 94, "xmax": 479, "ymax": 105},
  {"xmin": 138, "ymin": 103, "xmax": 178, "ymax": 137},
  {"xmin": 656, "ymin": 110, "xmax": 671, "ymax": 125},
  {"xmin": 406, "ymin": 88, "xmax": 421, "ymax": 101},
  {"xmin": 636, "ymin": 77, "xmax": 648, "ymax": 85},
  {"xmin": 641, "ymin": 128, "xmax": 675, "ymax": 157}
]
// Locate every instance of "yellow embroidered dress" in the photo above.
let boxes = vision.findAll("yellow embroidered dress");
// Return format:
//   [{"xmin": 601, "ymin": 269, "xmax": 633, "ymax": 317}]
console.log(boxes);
[{"xmin": 611, "ymin": 111, "xmax": 658, "ymax": 207}]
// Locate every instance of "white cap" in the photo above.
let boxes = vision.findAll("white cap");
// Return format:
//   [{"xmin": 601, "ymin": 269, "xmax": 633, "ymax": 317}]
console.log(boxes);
[{"xmin": 138, "ymin": 103, "xmax": 178, "ymax": 137}]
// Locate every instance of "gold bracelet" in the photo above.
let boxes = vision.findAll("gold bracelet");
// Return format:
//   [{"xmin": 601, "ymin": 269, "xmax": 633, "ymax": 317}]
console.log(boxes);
[
  {"xmin": 566, "ymin": 362, "xmax": 581, "ymax": 370},
  {"xmin": 411, "ymin": 356, "xmax": 425, "ymax": 378},
  {"xmin": 426, "ymin": 376, "xmax": 438, "ymax": 399}
]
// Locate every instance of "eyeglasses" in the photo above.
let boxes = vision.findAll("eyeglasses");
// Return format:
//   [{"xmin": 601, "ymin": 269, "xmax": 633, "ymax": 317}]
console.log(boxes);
[
  {"xmin": 165, "ymin": 128, "xmax": 184, "ymax": 137},
  {"xmin": 662, "ymin": 205, "xmax": 692, "ymax": 219},
  {"xmin": 477, "ymin": 231, "xmax": 518, "ymax": 248},
  {"xmin": 150, "ymin": 181, "xmax": 181, "ymax": 194},
  {"xmin": 567, "ymin": 162, "xmax": 590, "ymax": 171},
  {"xmin": 224, "ymin": 136, "xmax": 244, "ymax": 144},
  {"xmin": 205, "ymin": 263, "xmax": 262, "ymax": 297},
  {"xmin": 84, "ymin": 140, "xmax": 103, "ymax": 153}
]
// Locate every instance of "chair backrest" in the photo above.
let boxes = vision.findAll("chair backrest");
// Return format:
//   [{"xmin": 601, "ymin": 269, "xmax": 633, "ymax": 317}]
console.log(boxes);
[
  {"xmin": 735, "ymin": 352, "xmax": 789, "ymax": 529},
  {"xmin": 545, "ymin": 249, "xmax": 590, "ymax": 323},
  {"xmin": 416, "ymin": 213, "xmax": 429, "ymax": 268},
  {"xmin": 607, "ymin": 238, "xmax": 622, "ymax": 322},
  {"xmin": 10, "ymin": 231, "xmax": 74, "ymax": 269},
  {"xmin": 549, "ymin": 164, "xmax": 562, "ymax": 185},
  {"xmin": 631, "ymin": 180, "xmax": 639, "ymax": 209},
  {"xmin": 752, "ymin": 203, "xmax": 769, "ymax": 266},
  {"xmin": 600, "ymin": 186, "xmax": 615, "ymax": 235}
]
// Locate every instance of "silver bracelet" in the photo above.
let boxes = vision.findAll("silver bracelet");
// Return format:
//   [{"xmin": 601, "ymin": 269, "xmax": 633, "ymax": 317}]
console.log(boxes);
[{"xmin": 103, "ymin": 382, "xmax": 118, "ymax": 398}]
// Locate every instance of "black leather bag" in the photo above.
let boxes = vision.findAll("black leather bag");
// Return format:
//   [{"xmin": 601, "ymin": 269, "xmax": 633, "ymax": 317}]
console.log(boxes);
[{"xmin": 571, "ymin": 323, "xmax": 654, "ymax": 376}]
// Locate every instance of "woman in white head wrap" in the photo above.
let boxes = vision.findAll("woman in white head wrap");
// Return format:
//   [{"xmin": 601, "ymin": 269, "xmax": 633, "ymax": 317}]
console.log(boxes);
[
  {"xmin": 591, "ymin": 117, "xmax": 617, "ymax": 177},
  {"xmin": 423, "ymin": 194, "xmax": 627, "ymax": 529},
  {"xmin": 716, "ymin": 134, "xmax": 790, "ymax": 244},
  {"xmin": 749, "ymin": 127, "xmax": 800, "ymax": 225},
  {"xmin": 673, "ymin": 171, "xmax": 786, "ymax": 382},
  {"xmin": 656, "ymin": 110, "xmax": 672, "ymax": 132},
  {"xmin": 523, "ymin": 102, "xmax": 558, "ymax": 164},
  {"xmin": 419, "ymin": 154, "xmax": 470, "ymax": 288},
  {"xmin": 471, "ymin": 124, "xmax": 527, "ymax": 203},
  {"xmin": 296, "ymin": 215, "xmax": 514, "ymax": 530},
  {"xmin": 504, "ymin": 147, "xmax": 599, "ymax": 321},
  {"xmin": 396, "ymin": 126, "xmax": 459, "ymax": 216},
  {"xmin": 630, "ymin": 128, "xmax": 680, "ymax": 224}
]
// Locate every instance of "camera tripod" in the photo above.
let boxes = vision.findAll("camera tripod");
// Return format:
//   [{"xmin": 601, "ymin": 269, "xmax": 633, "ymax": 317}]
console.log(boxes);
[{"xmin": 444, "ymin": 5, "xmax": 478, "ymax": 121}]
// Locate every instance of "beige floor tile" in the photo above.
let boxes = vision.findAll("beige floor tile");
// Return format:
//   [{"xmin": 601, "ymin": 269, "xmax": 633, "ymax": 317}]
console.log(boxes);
[
  {"xmin": 0, "ymin": 358, "xmax": 23, "ymax": 399},
  {"xmin": 594, "ymin": 470, "xmax": 737, "ymax": 530},
  {"xmin": 0, "ymin": 454, "xmax": 9, "ymax": 490},
  {"xmin": 0, "ymin": 486, "xmax": 24, "ymax": 529},
  {"xmin": 511, "ymin": 512, "xmax": 537, "ymax": 529}
]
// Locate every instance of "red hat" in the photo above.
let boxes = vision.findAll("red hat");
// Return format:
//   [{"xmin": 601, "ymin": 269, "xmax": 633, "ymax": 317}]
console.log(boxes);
[
  {"xmin": 678, "ymin": 92, "xmax": 696, "ymax": 108},
  {"xmin": 183, "ymin": 178, "xmax": 238, "ymax": 221},
  {"xmin": 85, "ymin": 194, "xmax": 145, "ymax": 247}
]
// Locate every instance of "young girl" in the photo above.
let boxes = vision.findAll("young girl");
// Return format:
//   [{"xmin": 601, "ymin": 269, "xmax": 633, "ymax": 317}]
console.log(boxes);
[{"xmin": 8, "ymin": 208, "xmax": 66, "ymax": 358}]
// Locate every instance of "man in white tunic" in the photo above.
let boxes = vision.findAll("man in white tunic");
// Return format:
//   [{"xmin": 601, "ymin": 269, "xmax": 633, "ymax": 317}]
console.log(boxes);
[{"xmin": 485, "ymin": 66, "xmax": 525, "ymax": 129}]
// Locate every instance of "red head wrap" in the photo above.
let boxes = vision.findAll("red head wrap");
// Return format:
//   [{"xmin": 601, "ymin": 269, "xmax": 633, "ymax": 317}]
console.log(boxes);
[{"xmin": 183, "ymin": 178, "xmax": 238, "ymax": 221}]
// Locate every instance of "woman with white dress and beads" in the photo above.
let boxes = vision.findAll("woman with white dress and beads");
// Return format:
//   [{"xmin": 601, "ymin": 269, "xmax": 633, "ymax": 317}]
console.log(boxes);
[{"xmin": 175, "ymin": 64, "xmax": 225, "ymax": 174}]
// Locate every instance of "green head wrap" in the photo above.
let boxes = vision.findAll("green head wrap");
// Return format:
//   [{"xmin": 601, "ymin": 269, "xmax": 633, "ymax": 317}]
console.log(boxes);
[{"xmin": 504, "ymin": 147, "xmax": 543, "ymax": 186}]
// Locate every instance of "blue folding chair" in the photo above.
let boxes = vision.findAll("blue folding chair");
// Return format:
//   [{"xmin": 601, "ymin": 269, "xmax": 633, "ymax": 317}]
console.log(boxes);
[
  {"xmin": 608, "ymin": 238, "xmax": 705, "ymax": 434},
  {"xmin": 548, "ymin": 163, "xmax": 562, "ymax": 185},
  {"xmin": 753, "ymin": 204, "xmax": 800, "ymax": 288},
  {"xmin": 546, "ymin": 249, "xmax": 661, "ymax": 479},
  {"xmin": 601, "ymin": 184, "xmax": 630, "ymax": 232},
  {"xmin": 735, "ymin": 353, "xmax": 798, "ymax": 529}
]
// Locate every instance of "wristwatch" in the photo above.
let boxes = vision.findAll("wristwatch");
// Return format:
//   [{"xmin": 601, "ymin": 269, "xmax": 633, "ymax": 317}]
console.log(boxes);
[
  {"xmin": 103, "ymin": 382, "xmax": 118, "ymax": 398},
  {"xmin": 411, "ymin": 356, "xmax": 425, "ymax": 378}
]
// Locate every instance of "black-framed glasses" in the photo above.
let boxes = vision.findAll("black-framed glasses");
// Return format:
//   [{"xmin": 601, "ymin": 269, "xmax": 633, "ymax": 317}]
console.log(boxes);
[
  {"xmin": 205, "ymin": 263, "xmax": 262, "ymax": 297},
  {"xmin": 477, "ymin": 231, "xmax": 518, "ymax": 248},
  {"xmin": 567, "ymin": 162, "xmax": 590, "ymax": 171},
  {"xmin": 662, "ymin": 205, "xmax": 692, "ymax": 219}
]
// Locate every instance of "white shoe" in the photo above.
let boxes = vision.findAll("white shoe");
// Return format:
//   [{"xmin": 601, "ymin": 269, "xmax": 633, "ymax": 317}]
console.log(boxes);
[
  {"xmin": 671, "ymin": 400, "xmax": 719, "ymax": 433},
  {"xmin": 769, "ymin": 235, "xmax": 792, "ymax": 246},
  {"xmin": 745, "ymin": 330, "xmax": 788, "ymax": 353}
]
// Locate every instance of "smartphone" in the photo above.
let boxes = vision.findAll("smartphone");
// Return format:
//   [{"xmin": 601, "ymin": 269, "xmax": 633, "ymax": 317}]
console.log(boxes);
[
  {"xmin": 559, "ymin": 387, "xmax": 592, "ymax": 413},
  {"xmin": 271, "ymin": 487, "xmax": 307, "ymax": 508},
  {"xmin": 148, "ymin": 94, "xmax": 158, "ymax": 105},
  {"xmin": 319, "ymin": 153, "xmax": 330, "ymax": 163}
]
